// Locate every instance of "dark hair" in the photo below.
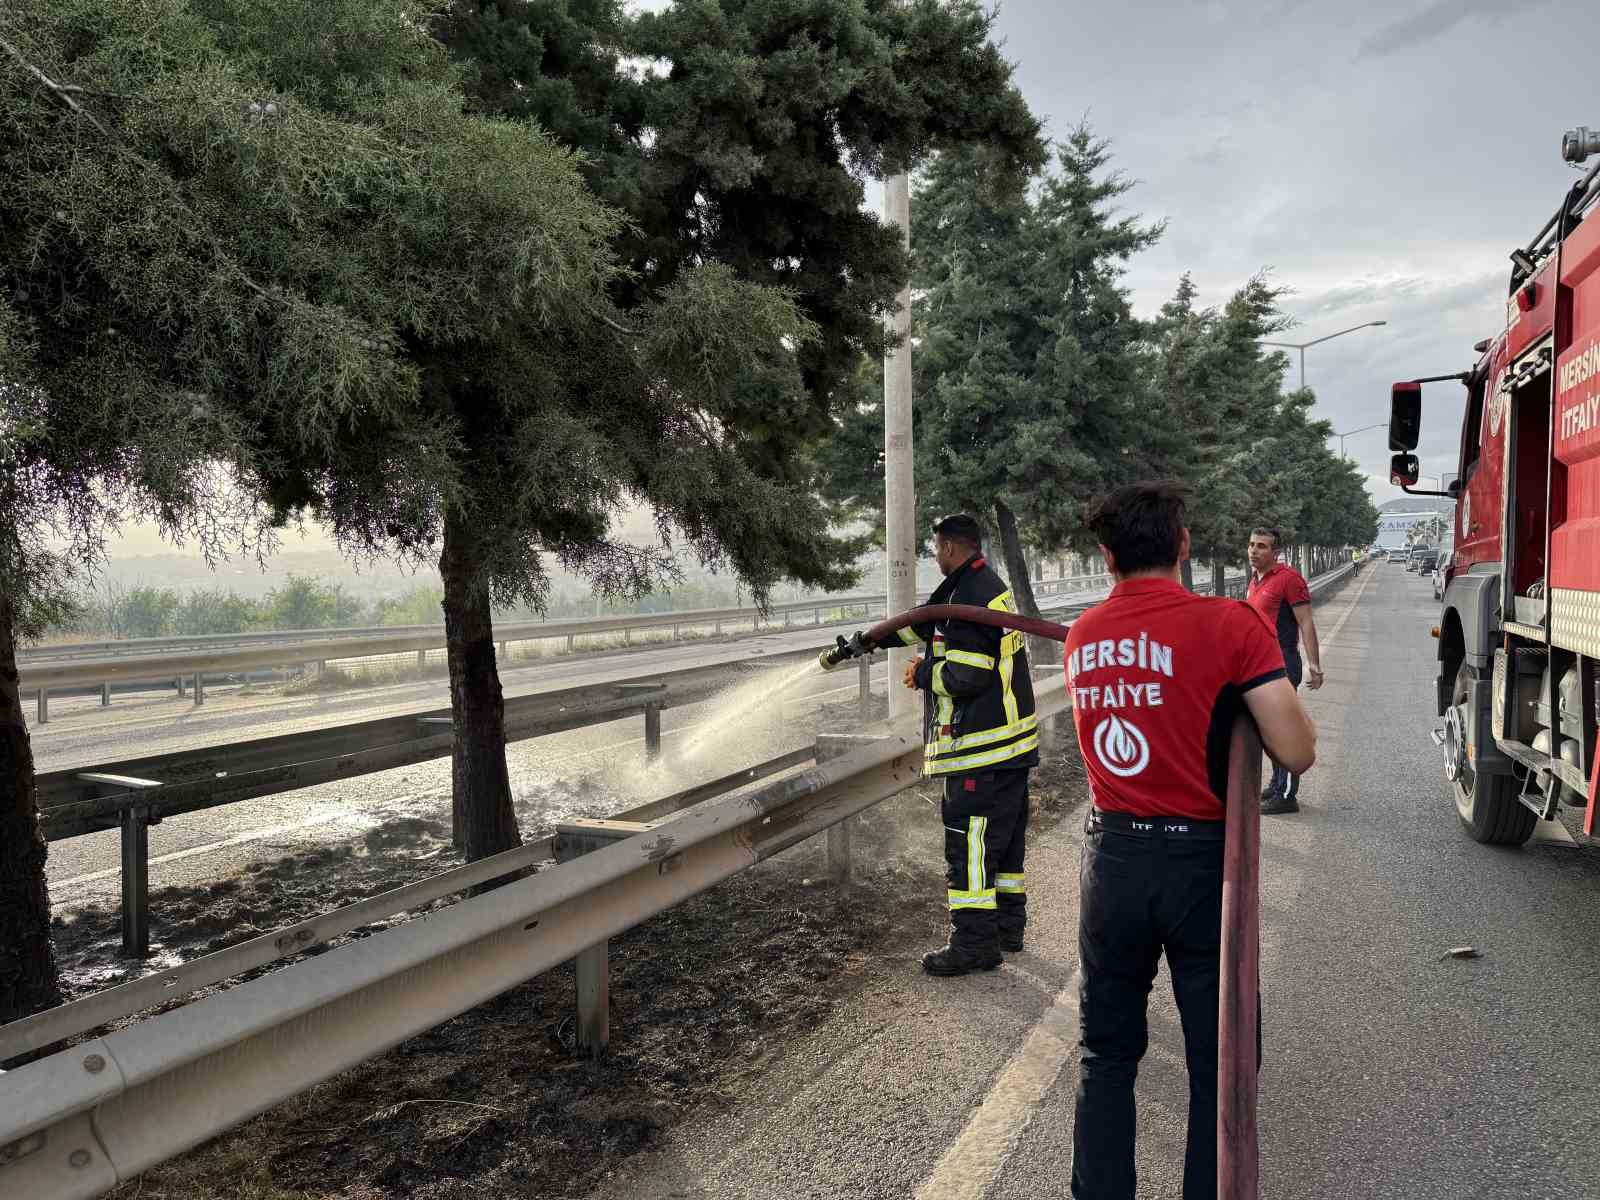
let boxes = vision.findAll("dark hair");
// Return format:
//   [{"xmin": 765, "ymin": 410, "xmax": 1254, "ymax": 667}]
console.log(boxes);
[
  {"xmin": 1250, "ymin": 526, "xmax": 1282, "ymax": 550},
  {"xmin": 932, "ymin": 513, "xmax": 984, "ymax": 549},
  {"xmin": 1085, "ymin": 481, "xmax": 1187, "ymax": 573}
]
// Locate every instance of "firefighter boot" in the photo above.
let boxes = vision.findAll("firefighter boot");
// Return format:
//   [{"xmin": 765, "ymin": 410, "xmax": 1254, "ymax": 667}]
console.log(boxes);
[{"xmin": 921, "ymin": 943, "xmax": 1002, "ymax": 976}]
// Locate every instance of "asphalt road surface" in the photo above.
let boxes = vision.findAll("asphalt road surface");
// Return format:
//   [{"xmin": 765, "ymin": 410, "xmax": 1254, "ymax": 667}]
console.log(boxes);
[
  {"xmin": 585, "ymin": 564, "xmax": 1600, "ymax": 1200},
  {"xmin": 33, "ymin": 586, "xmax": 1130, "ymax": 912},
  {"xmin": 37, "ymin": 625, "xmax": 891, "ymax": 911}
]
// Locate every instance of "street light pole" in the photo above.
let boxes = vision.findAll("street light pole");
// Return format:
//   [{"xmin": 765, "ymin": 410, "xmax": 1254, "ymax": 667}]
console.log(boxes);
[
  {"xmin": 883, "ymin": 170, "xmax": 915, "ymax": 722},
  {"xmin": 1262, "ymin": 321, "xmax": 1389, "ymax": 392},
  {"xmin": 1334, "ymin": 421, "xmax": 1387, "ymax": 459}
]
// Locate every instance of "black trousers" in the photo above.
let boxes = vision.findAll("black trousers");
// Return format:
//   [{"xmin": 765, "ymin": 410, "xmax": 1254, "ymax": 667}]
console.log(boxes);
[
  {"xmin": 941, "ymin": 768, "xmax": 1029, "ymax": 951},
  {"xmin": 1071, "ymin": 811, "xmax": 1257, "ymax": 1200},
  {"xmin": 1267, "ymin": 656, "xmax": 1303, "ymax": 800}
]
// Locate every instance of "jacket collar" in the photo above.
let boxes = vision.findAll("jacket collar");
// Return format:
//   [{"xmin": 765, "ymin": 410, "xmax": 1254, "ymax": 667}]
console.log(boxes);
[
  {"xmin": 1109, "ymin": 576, "xmax": 1188, "ymax": 600},
  {"xmin": 929, "ymin": 553, "xmax": 985, "ymax": 605}
]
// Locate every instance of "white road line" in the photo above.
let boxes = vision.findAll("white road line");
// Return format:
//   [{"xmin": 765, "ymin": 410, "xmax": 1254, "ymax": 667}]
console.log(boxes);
[
  {"xmin": 1320, "ymin": 565, "xmax": 1378, "ymax": 651},
  {"xmin": 52, "ymin": 808, "xmax": 359, "ymax": 893},
  {"xmin": 914, "ymin": 971, "xmax": 1083, "ymax": 1200},
  {"xmin": 48, "ymin": 669, "xmax": 886, "ymax": 896}
]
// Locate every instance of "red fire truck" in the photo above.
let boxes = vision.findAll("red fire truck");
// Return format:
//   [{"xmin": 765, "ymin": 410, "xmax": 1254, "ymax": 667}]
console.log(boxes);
[{"xmin": 1388, "ymin": 126, "xmax": 1600, "ymax": 846}]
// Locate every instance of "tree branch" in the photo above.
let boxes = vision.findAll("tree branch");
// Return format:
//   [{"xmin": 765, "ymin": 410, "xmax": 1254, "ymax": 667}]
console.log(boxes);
[{"xmin": 0, "ymin": 33, "xmax": 117, "ymax": 142}]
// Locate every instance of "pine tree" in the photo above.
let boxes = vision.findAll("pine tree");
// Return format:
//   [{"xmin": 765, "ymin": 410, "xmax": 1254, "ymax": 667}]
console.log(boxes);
[
  {"xmin": 406, "ymin": 0, "xmax": 1045, "ymax": 854},
  {"xmin": 818, "ymin": 125, "xmax": 1160, "ymax": 614},
  {"xmin": 0, "ymin": 0, "xmax": 661, "ymax": 1013}
]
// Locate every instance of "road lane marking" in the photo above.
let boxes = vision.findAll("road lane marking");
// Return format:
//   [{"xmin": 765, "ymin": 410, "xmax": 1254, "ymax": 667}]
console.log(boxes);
[
  {"xmin": 1319, "ymin": 563, "xmax": 1379, "ymax": 652},
  {"xmin": 914, "ymin": 971, "xmax": 1082, "ymax": 1200},
  {"xmin": 52, "ymin": 808, "xmax": 359, "ymax": 893},
  {"xmin": 47, "ymin": 668, "xmax": 887, "ymax": 897}
]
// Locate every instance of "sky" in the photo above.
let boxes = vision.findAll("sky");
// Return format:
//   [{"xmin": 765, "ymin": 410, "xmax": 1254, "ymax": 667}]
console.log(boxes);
[
  {"xmin": 103, "ymin": 0, "xmax": 1595, "ymax": 558},
  {"xmin": 972, "ymin": 0, "xmax": 1591, "ymax": 498}
]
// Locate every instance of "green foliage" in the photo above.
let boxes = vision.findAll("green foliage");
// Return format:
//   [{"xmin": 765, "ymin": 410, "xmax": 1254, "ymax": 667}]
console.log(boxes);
[
  {"xmin": 425, "ymin": 0, "xmax": 1044, "ymax": 607},
  {"xmin": 175, "ymin": 587, "xmax": 266, "ymax": 636},
  {"xmin": 817, "ymin": 127, "xmax": 1160, "ymax": 576},
  {"xmin": 263, "ymin": 574, "xmax": 358, "ymax": 631},
  {"xmin": 373, "ymin": 584, "xmax": 445, "ymax": 627},
  {"xmin": 1143, "ymin": 273, "xmax": 1378, "ymax": 559}
]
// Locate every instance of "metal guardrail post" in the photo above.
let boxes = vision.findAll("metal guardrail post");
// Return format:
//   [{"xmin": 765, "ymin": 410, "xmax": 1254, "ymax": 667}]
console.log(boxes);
[
  {"xmin": 576, "ymin": 941, "xmax": 609, "ymax": 1059},
  {"xmin": 644, "ymin": 703, "xmax": 662, "ymax": 761},
  {"xmin": 416, "ymin": 649, "xmax": 427, "ymax": 671},
  {"xmin": 193, "ymin": 672, "xmax": 204, "ymax": 707},
  {"xmin": 100, "ymin": 682, "xmax": 111, "ymax": 707},
  {"xmin": 858, "ymin": 656, "xmax": 871, "ymax": 723},
  {"xmin": 121, "ymin": 804, "xmax": 151, "ymax": 959},
  {"xmin": 36, "ymin": 688, "xmax": 48, "ymax": 725},
  {"xmin": 175, "ymin": 675, "xmax": 185, "ymax": 698},
  {"xmin": 816, "ymin": 734, "xmax": 876, "ymax": 885}
]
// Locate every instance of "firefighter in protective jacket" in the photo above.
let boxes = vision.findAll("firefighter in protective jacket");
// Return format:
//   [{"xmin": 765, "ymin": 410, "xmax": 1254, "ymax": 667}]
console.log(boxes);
[{"xmin": 899, "ymin": 514, "xmax": 1038, "ymax": 976}]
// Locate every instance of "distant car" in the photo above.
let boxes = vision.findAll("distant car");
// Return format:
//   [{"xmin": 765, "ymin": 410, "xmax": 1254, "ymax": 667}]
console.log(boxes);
[
  {"xmin": 1432, "ymin": 550, "xmax": 1452, "ymax": 600},
  {"xmin": 1413, "ymin": 548, "xmax": 1439, "ymax": 575},
  {"xmin": 1388, "ymin": 548, "xmax": 1408, "ymax": 563}
]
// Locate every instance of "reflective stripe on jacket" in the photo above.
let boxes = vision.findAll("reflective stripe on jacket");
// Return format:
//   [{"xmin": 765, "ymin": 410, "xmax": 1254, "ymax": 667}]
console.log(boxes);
[{"xmin": 905, "ymin": 556, "xmax": 1039, "ymax": 776}]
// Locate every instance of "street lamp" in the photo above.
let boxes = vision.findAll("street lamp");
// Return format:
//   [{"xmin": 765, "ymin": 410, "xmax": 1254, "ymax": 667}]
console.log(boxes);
[
  {"xmin": 1333, "ymin": 421, "xmax": 1387, "ymax": 459},
  {"xmin": 1262, "ymin": 321, "xmax": 1388, "ymax": 392}
]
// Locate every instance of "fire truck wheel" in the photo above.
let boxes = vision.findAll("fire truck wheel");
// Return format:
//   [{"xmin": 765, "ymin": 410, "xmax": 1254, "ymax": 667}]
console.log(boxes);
[{"xmin": 1449, "ymin": 668, "xmax": 1536, "ymax": 846}]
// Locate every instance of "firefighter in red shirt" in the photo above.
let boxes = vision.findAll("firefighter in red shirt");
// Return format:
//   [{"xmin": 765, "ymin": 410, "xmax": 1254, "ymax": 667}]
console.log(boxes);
[
  {"xmin": 1064, "ymin": 482, "xmax": 1316, "ymax": 1200},
  {"xmin": 1245, "ymin": 527, "xmax": 1324, "ymax": 815}
]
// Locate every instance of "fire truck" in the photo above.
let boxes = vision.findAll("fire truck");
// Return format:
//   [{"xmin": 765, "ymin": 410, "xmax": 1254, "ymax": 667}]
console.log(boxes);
[{"xmin": 1388, "ymin": 126, "xmax": 1600, "ymax": 846}]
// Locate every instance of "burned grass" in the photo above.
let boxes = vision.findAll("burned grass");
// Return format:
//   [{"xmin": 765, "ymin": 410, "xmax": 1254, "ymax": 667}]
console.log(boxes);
[{"xmin": 67, "ymin": 721, "xmax": 1089, "ymax": 1199}]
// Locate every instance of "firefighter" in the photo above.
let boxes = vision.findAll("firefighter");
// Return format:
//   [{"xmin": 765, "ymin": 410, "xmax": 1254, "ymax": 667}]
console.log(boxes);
[
  {"xmin": 898, "ymin": 513, "xmax": 1038, "ymax": 976},
  {"xmin": 1065, "ymin": 482, "xmax": 1316, "ymax": 1200},
  {"xmin": 1245, "ymin": 526, "xmax": 1324, "ymax": 815}
]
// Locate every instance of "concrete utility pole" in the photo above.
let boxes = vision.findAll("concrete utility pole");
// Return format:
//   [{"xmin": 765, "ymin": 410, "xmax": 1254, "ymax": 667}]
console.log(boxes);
[{"xmin": 884, "ymin": 170, "xmax": 916, "ymax": 721}]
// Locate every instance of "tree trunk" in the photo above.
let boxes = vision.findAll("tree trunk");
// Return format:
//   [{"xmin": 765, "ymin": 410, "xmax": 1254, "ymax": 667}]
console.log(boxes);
[
  {"xmin": 1180, "ymin": 556, "xmax": 1195, "ymax": 592},
  {"xmin": 439, "ymin": 511, "xmax": 522, "ymax": 862},
  {"xmin": 993, "ymin": 500, "xmax": 1041, "ymax": 619},
  {"xmin": 1211, "ymin": 554, "xmax": 1227, "ymax": 599},
  {"xmin": 0, "ymin": 590, "xmax": 62, "ymax": 1029}
]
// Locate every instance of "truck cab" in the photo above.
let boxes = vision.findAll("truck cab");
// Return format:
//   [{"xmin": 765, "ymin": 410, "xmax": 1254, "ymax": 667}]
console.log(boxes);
[{"xmin": 1389, "ymin": 127, "xmax": 1600, "ymax": 845}]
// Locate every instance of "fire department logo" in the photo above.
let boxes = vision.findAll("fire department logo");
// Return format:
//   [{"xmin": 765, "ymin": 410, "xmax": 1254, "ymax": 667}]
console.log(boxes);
[
  {"xmin": 1093, "ymin": 714, "xmax": 1150, "ymax": 778},
  {"xmin": 1488, "ymin": 370, "xmax": 1508, "ymax": 436}
]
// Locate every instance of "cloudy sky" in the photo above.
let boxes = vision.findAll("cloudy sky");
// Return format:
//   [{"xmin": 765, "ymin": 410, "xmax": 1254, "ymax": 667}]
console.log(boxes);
[
  {"xmin": 107, "ymin": 0, "xmax": 1594, "ymax": 558},
  {"xmin": 976, "ymin": 0, "xmax": 1591, "ymax": 498}
]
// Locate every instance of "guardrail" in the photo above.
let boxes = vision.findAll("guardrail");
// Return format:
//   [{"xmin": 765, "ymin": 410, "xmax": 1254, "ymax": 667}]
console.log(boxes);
[
  {"xmin": 0, "ymin": 561, "xmax": 1356, "ymax": 1198},
  {"xmin": 22, "ymin": 572, "xmax": 1112, "ymax": 663},
  {"xmin": 0, "ymin": 745, "xmax": 822, "ymax": 1064},
  {"xmin": 26, "ymin": 567, "xmax": 1263, "ymax": 957},
  {"xmin": 19, "ymin": 574, "xmax": 1115, "ymax": 724},
  {"xmin": 35, "ymin": 657, "xmax": 826, "ymax": 957}
]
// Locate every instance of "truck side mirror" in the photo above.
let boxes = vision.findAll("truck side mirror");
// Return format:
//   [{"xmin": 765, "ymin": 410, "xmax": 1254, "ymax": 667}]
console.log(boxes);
[
  {"xmin": 1389, "ymin": 382, "xmax": 1422, "ymax": 451},
  {"xmin": 1390, "ymin": 453, "xmax": 1420, "ymax": 487}
]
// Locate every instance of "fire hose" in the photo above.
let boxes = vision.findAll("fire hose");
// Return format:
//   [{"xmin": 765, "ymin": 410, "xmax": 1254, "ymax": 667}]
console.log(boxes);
[{"xmin": 820, "ymin": 604, "xmax": 1263, "ymax": 1200}]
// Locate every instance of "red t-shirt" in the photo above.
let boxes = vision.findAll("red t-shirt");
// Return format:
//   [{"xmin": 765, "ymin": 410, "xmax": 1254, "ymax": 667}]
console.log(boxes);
[
  {"xmin": 1064, "ymin": 578, "xmax": 1286, "ymax": 821},
  {"xmin": 1246, "ymin": 562, "xmax": 1311, "ymax": 664}
]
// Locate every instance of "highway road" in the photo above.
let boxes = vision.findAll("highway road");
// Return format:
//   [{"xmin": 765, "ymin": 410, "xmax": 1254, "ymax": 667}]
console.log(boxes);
[
  {"xmin": 36, "ymin": 623, "xmax": 895, "ymax": 914},
  {"xmin": 32, "ymin": 581, "xmax": 1140, "ymax": 916},
  {"xmin": 582, "ymin": 564, "xmax": 1600, "ymax": 1200}
]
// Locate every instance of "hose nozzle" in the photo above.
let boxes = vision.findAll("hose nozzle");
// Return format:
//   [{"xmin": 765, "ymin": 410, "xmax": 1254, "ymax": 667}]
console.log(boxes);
[{"xmin": 818, "ymin": 631, "xmax": 875, "ymax": 672}]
